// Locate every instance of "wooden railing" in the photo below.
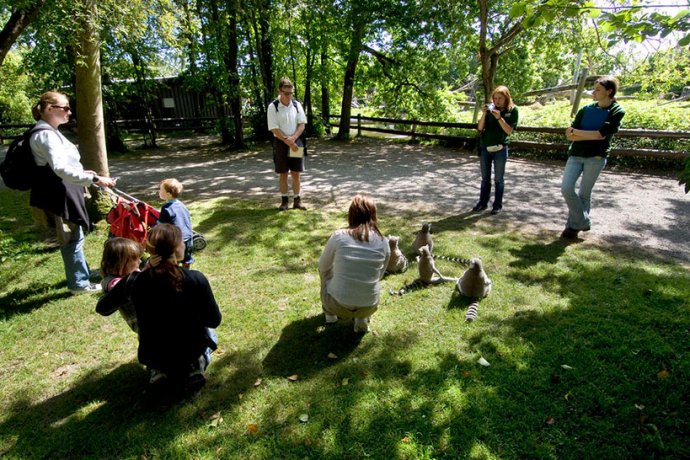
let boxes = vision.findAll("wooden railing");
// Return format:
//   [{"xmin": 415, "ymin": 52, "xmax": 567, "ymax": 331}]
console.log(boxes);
[
  {"xmin": 0, "ymin": 118, "xmax": 216, "ymax": 143},
  {"xmin": 329, "ymin": 114, "xmax": 690, "ymax": 160}
]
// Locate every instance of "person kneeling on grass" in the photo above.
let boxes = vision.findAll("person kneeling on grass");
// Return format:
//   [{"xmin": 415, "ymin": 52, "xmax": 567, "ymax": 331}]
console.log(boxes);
[
  {"xmin": 318, "ymin": 194, "xmax": 390, "ymax": 333},
  {"xmin": 132, "ymin": 224, "xmax": 221, "ymax": 391}
]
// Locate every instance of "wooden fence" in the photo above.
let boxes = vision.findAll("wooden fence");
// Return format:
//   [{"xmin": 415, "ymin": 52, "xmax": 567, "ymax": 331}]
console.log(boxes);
[
  {"xmin": 0, "ymin": 118, "xmax": 216, "ymax": 144},
  {"xmin": 330, "ymin": 114, "xmax": 690, "ymax": 160}
]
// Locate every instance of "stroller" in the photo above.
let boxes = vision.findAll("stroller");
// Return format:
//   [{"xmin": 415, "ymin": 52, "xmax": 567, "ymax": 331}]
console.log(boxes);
[{"xmin": 103, "ymin": 187, "xmax": 207, "ymax": 251}]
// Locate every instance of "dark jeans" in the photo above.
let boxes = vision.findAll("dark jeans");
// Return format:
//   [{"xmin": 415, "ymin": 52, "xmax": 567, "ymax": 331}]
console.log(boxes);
[{"xmin": 478, "ymin": 146, "xmax": 508, "ymax": 210}]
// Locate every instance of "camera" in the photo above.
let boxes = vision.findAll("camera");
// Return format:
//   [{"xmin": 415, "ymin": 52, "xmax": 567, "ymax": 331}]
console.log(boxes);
[{"xmin": 486, "ymin": 102, "xmax": 495, "ymax": 111}]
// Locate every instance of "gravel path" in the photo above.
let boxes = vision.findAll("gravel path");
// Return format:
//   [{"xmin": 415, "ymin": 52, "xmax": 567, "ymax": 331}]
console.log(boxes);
[{"xmin": 50, "ymin": 135, "xmax": 690, "ymax": 265}]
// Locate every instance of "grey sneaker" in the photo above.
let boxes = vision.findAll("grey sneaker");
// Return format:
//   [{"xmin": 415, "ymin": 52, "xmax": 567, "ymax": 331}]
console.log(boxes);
[
  {"xmin": 70, "ymin": 283, "xmax": 102, "ymax": 295},
  {"xmin": 324, "ymin": 313, "xmax": 338, "ymax": 324}
]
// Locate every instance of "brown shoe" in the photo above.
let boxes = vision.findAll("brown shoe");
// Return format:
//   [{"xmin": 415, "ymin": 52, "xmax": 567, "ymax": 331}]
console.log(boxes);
[
  {"xmin": 293, "ymin": 197, "xmax": 307, "ymax": 210},
  {"xmin": 279, "ymin": 196, "xmax": 289, "ymax": 211}
]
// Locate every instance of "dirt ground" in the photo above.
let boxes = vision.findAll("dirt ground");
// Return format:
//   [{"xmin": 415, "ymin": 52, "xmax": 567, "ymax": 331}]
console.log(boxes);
[
  {"xmin": 97, "ymin": 135, "xmax": 690, "ymax": 266},
  {"xmin": 2, "ymin": 135, "xmax": 688, "ymax": 264}
]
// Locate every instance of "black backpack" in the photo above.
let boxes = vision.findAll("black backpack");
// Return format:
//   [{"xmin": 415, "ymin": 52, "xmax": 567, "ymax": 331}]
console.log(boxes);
[
  {"xmin": 272, "ymin": 99, "xmax": 308, "ymax": 156},
  {"xmin": 0, "ymin": 125, "xmax": 53, "ymax": 191}
]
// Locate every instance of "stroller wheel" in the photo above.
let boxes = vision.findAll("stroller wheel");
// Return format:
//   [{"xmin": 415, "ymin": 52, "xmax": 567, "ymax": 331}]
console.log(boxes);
[{"xmin": 192, "ymin": 233, "xmax": 207, "ymax": 251}]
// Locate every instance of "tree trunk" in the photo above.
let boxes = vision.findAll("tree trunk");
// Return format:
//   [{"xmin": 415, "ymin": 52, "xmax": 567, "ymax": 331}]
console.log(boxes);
[
  {"xmin": 321, "ymin": 47, "xmax": 330, "ymax": 134},
  {"xmin": 0, "ymin": 0, "xmax": 46, "ymax": 68},
  {"xmin": 75, "ymin": 0, "xmax": 109, "ymax": 175},
  {"xmin": 336, "ymin": 23, "xmax": 365, "ymax": 140},
  {"xmin": 226, "ymin": 0, "xmax": 245, "ymax": 149}
]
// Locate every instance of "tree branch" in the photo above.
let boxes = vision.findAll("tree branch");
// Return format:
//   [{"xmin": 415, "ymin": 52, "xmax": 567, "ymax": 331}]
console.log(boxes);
[{"xmin": 0, "ymin": 0, "xmax": 46, "ymax": 67}]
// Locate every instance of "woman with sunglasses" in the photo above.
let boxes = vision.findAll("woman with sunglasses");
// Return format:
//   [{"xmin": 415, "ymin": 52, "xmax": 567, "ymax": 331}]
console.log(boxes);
[{"xmin": 29, "ymin": 91, "xmax": 117, "ymax": 294}]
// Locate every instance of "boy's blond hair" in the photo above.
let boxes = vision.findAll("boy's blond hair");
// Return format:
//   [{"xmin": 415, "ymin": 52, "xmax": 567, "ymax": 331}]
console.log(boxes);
[{"xmin": 160, "ymin": 178, "xmax": 183, "ymax": 198}]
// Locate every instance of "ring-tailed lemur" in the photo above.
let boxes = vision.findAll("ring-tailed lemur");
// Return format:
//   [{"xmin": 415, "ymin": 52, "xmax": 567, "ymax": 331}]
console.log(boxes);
[
  {"xmin": 432, "ymin": 255, "xmax": 473, "ymax": 266},
  {"xmin": 385, "ymin": 236, "xmax": 409, "ymax": 274},
  {"xmin": 389, "ymin": 245, "xmax": 457, "ymax": 295},
  {"xmin": 411, "ymin": 223, "xmax": 433, "ymax": 255},
  {"xmin": 456, "ymin": 258, "xmax": 492, "ymax": 322}
]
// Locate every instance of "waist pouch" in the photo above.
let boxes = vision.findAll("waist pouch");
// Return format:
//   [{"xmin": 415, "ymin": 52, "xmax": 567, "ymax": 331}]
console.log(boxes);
[{"xmin": 486, "ymin": 144, "xmax": 503, "ymax": 153}]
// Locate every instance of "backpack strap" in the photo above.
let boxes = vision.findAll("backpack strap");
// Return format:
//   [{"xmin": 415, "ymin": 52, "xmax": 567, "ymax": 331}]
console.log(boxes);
[{"xmin": 272, "ymin": 99, "xmax": 301, "ymax": 112}]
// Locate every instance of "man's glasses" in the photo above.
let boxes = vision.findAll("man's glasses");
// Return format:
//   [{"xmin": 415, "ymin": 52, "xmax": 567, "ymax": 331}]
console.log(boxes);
[
  {"xmin": 281, "ymin": 90, "xmax": 294, "ymax": 95},
  {"xmin": 52, "ymin": 105, "xmax": 72, "ymax": 112}
]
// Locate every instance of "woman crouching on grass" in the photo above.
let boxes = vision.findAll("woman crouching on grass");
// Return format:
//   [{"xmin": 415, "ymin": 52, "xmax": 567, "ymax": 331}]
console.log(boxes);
[
  {"xmin": 318, "ymin": 195, "xmax": 390, "ymax": 333},
  {"xmin": 132, "ymin": 224, "xmax": 221, "ymax": 392}
]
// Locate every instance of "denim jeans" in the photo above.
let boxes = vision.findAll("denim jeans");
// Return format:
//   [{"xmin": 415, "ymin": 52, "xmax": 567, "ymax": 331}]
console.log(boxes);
[
  {"xmin": 54, "ymin": 217, "xmax": 92, "ymax": 290},
  {"xmin": 561, "ymin": 155, "xmax": 607, "ymax": 230},
  {"xmin": 478, "ymin": 146, "xmax": 508, "ymax": 209},
  {"xmin": 204, "ymin": 328, "xmax": 218, "ymax": 366}
]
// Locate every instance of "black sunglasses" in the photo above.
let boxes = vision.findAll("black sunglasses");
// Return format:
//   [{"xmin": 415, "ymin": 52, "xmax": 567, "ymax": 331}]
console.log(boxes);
[{"xmin": 52, "ymin": 105, "xmax": 72, "ymax": 112}]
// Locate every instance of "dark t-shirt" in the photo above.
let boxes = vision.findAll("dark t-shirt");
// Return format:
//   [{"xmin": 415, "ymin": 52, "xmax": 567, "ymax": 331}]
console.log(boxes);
[{"xmin": 480, "ymin": 106, "xmax": 519, "ymax": 147}]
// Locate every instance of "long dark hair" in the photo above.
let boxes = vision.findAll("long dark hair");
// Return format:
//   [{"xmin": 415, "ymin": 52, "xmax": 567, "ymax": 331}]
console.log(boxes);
[
  {"xmin": 346, "ymin": 194, "xmax": 383, "ymax": 242},
  {"xmin": 145, "ymin": 224, "xmax": 184, "ymax": 291}
]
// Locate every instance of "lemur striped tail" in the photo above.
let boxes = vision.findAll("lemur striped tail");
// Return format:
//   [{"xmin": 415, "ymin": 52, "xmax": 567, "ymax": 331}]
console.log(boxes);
[
  {"xmin": 433, "ymin": 255, "xmax": 473, "ymax": 266},
  {"xmin": 465, "ymin": 300, "xmax": 479, "ymax": 322},
  {"xmin": 389, "ymin": 280, "xmax": 428, "ymax": 296}
]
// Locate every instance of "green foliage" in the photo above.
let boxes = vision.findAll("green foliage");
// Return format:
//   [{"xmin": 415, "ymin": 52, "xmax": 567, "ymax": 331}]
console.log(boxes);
[
  {"xmin": 600, "ymin": 7, "xmax": 690, "ymax": 49},
  {"xmin": 622, "ymin": 47, "xmax": 690, "ymax": 97},
  {"xmin": 0, "ymin": 51, "xmax": 32, "ymax": 128}
]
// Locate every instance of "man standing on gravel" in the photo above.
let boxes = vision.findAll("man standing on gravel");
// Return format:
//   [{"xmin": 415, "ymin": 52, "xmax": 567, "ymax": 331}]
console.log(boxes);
[{"xmin": 267, "ymin": 77, "xmax": 307, "ymax": 211}]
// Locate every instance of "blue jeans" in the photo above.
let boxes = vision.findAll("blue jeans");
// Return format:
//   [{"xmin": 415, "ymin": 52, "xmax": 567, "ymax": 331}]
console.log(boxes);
[
  {"xmin": 478, "ymin": 146, "xmax": 508, "ymax": 209},
  {"xmin": 561, "ymin": 155, "xmax": 607, "ymax": 230},
  {"xmin": 204, "ymin": 328, "xmax": 218, "ymax": 366},
  {"xmin": 55, "ymin": 217, "xmax": 91, "ymax": 290}
]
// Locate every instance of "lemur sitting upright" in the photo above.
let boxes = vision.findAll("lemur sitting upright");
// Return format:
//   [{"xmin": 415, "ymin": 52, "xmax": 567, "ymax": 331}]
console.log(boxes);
[
  {"xmin": 390, "ymin": 245, "xmax": 456, "ymax": 295},
  {"xmin": 456, "ymin": 258, "xmax": 492, "ymax": 322},
  {"xmin": 411, "ymin": 223, "xmax": 433, "ymax": 255},
  {"xmin": 385, "ymin": 236, "xmax": 408, "ymax": 274}
]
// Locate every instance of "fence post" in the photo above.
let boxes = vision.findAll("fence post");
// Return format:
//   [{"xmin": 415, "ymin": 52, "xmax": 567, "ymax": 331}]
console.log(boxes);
[
  {"xmin": 357, "ymin": 114, "xmax": 362, "ymax": 137},
  {"xmin": 472, "ymin": 97, "xmax": 483, "ymax": 124},
  {"xmin": 411, "ymin": 121, "xmax": 417, "ymax": 142},
  {"xmin": 571, "ymin": 68, "xmax": 589, "ymax": 118}
]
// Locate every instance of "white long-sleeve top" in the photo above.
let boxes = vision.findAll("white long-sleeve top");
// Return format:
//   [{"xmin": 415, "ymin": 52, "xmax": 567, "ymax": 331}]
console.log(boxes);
[
  {"xmin": 29, "ymin": 120, "xmax": 94, "ymax": 187},
  {"xmin": 319, "ymin": 229, "xmax": 390, "ymax": 307}
]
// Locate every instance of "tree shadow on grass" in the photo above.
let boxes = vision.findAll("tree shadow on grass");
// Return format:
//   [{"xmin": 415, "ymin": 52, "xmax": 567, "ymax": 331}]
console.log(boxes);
[
  {"xmin": 208, "ymin": 257, "xmax": 690, "ymax": 458},
  {"xmin": 194, "ymin": 198, "xmax": 332, "ymax": 273},
  {"xmin": 0, "ymin": 281, "xmax": 71, "ymax": 321},
  {"xmin": 508, "ymin": 237, "xmax": 573, "ymax": 268},
  {"xmin": 0, "ymin": 349, "xmax": 262, "ymax": 459}
]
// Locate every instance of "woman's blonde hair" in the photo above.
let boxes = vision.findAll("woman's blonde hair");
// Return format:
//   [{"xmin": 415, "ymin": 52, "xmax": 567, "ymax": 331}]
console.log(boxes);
[
  {"xmin": 346, "ymin": 194, "xmax": 383, "ymax": 242},
  {"xmin": 491, "ymin": 86, "xmax": 514, "ymax": 110},
  {"xmin": 31, "ymin": 91, "xmax": 67, "ymax": 121},
  {"xmin": 100, "ymin": 238, "xmax": 144, "ymax": 277}
]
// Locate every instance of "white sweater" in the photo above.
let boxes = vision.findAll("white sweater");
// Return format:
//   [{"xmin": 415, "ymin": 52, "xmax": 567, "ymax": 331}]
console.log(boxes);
[
  {"xmin": 319, "ymin": 229, "xmax": 390, "ymax": 307},
  {"xmin": 29, "ymin": 120, "xmax": 93, "ymax": 187}
]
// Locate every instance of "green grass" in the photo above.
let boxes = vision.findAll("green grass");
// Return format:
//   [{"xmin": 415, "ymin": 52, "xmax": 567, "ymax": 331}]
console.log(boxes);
[{"xmin": 1, "ymin": 189, "xmax": 689, "ymax": 459}]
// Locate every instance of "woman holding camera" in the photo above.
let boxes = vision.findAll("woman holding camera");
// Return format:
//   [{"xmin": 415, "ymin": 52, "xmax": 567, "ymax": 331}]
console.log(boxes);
[
  {"xmin": 560, "ymin": 76, "xmax": 625, "ymax": 239},
  {"xmin": 472, "ymin": 85, "xmax": 519, "ymax": 215}
]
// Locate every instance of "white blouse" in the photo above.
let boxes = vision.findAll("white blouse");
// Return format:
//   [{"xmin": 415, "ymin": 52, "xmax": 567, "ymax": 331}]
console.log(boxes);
[{"xmin": 319, "ymin": 229, "xmax": 390, "ymax": 307}]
